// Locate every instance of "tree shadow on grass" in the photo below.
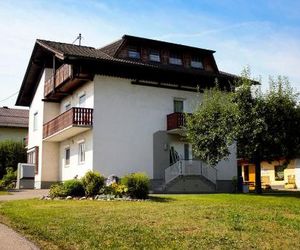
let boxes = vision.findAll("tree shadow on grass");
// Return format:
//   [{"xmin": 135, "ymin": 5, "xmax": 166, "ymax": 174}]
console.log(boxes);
[{"xmin": 148, "ymin": 196, "xmax": 176, "ymax": 203}]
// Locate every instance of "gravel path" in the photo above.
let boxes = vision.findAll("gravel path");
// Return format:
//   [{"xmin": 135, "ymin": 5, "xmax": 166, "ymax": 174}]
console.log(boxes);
[{"xmin": 0, "ymin": 189, "xmax": 49, "ymax": 201}]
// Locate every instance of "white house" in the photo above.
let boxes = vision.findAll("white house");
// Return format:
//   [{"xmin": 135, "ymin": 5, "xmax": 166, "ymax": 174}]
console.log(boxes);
[{"xmin": 16, "ymin": 35, "xmax": 237, "ymax": 192}]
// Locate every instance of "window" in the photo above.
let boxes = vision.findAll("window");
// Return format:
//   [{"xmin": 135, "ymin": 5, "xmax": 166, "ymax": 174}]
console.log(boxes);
[
  {"xmin": 65, "ymin": 102, "xmax": 71, "ymax": 111},
  {"xmin": 33, "ymin": 112, "xmax": 38, "ymax": 131},
  {"xmin": 244, "ymin": 165, "xmax": 249, "ymax": 181},
  {"xmin": 128, "ymin": 47, "xmax": 140, "ymax": 59},
  {"xmin": 169, "ymin": 53, "xmax": 182, "ymax": 65},
  {"xmin": 149, "ymin": 50, "xmax": 160, "ymax": 62},
  {"xmin": 174, "ymin": 99, "xmax": 184, "ymax": 113},
  {"xmin": 78, "ymin": 142, "xmax": 85, "ymax": 164},
  {"xmin": 184, "ymin": 144, "xmax": 190, "ymax": 160},
  {"xmin": 65, "ymin": 147, "xmax": 70, "ymax": 166},
  {"xmin": 27, "ymin": 146, "xmax": 39, "ymax": 174},
  {"xmin": 191, "ymin": 56, "xmax": 204, "ymax": 69},
  {"xmin": 275, "ymin": 165, "xmax": 285, "ymax": 181},
  {"xmin": 78, "ymin": 93, "xmax": 86, "ymax": 108}
]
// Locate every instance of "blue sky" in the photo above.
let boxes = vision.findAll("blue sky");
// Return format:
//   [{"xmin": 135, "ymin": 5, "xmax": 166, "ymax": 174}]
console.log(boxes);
[{"xmin": 0, "ymin": 0, "xmax": 299, "ymax": 107}]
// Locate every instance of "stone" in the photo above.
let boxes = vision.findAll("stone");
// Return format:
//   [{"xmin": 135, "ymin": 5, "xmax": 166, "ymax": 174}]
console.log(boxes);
[
  {"xmin": 39, "ymin": 195, "xmax": 45, "ymax": 200},
  {"xmin": 79, "ymin": 197, "xmax": 86, "ymax": 200},
  {"xmin": 66, "ymin": 196, "xmax": 72, "ymax": 200}
]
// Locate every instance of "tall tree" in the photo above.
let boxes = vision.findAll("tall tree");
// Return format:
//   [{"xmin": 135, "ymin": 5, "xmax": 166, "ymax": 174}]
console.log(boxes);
[{"xmin": 186, "ymin": 69, "xmax": 300, "ymax": 193}]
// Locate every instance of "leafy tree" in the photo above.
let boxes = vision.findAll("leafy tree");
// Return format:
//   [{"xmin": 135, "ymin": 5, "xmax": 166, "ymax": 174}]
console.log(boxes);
[
  {"xmin": 186, "ymin": 68, "xmax": 300, "ymax": 193},
  {"xmin": 0, "ymin": 140, "xmax": 27, "ymax": 179}
]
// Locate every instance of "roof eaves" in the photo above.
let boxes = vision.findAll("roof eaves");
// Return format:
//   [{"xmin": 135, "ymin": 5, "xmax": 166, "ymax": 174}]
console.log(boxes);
[{"xmin": 36, "ymin": 39, "xmax": 65, "ymax": 60}]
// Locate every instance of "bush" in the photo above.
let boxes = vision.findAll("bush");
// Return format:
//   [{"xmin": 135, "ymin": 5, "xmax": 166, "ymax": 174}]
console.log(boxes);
[
  {"xmin": 121, "ymin": 173, "xmax": 149, "ymax": 199},
  {"xmin": 49, "ymin": 180, "xmax": 85, "ymax": 198},
  {"xmin": 81, "ymin": 171, "xmax": 105, "ymax": 197},
  {"xmin": 0, "ymin": 140, "xmax": 26, "ymax": 179},
  {"xmin": 0, "ymin": 167, "xmax": 17, "ymax": 189},
  {"xmin": 100, "ymin": 183, "xmax": 128, "ymax": 197},
  {"xmin": 63, "ymin": 179, "xmax": 85, "ymax": 197},
  {"xmin": 49, "ymin": 183, "xmax": 67, "ymax": 198}
]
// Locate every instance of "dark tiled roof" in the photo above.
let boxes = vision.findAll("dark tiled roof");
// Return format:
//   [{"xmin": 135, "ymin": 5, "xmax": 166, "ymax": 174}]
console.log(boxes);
[
  {"xmin": 0, "ymin": 107, "xmax": 29, "ymax": 128},
  {"xmin": 98, "ymin": 38, "xmax": 124, "ymax": 57}
]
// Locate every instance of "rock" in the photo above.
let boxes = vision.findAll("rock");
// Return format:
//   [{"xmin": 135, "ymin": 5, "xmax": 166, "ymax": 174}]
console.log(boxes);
[
  {"xmin": 39, "ymin": 195, "xmax": 45, "ymax": 200},
  {"xmin": 79, "ymin": 197, "xmax": 86, "ymax": 200},
  {"xmin": 66, "ymin": 196, "xmax": 72, "ymax": 200},
  {"xmin": 89, "ymin": 197, "xmax": 93, "ymax": 200},
  {"xmin": 45, "ymin": 197, "xmax": 52, "ymax": 200}
]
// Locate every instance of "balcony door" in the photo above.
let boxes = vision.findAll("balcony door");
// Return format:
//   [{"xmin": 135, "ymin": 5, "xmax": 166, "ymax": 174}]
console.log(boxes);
[{"xmin": 174, "ymin": 99, "xmax": 184, "ymax": 113}]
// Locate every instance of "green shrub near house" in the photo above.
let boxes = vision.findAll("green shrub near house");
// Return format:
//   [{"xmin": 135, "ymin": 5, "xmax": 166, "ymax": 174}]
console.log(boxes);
[
  {"xmin": 0, "ymin": 140, "xmax": 26, "ymax": 179},
  {"xmin": 121, "ymin": 172, "xmax": 149, "ymax": 199},
  {"xmin": 81, "ymin": 171, "xmax": 105, "ymax": 197},
  {"xmin": 0, "ymin": 167, "xmax": 17, "ymax": 189}
]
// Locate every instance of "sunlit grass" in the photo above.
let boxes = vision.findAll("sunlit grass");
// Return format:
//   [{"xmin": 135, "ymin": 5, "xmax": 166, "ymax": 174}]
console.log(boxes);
[{"xmin": 0, "ymin": 193, "xmax": 299, "ymax": 249}]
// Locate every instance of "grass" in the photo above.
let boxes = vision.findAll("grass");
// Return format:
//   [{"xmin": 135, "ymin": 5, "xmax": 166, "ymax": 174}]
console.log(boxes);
[
  {"xmin": 0, "ymin": 194, "xmax": 300, "ymax": 249},
  {"xmin": 0, "ymin": 190, "xmax": 9, "ymax": 195}
]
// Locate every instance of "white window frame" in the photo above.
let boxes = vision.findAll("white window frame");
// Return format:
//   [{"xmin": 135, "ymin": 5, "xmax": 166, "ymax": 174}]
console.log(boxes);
[
  {"xmin": 78, "ymin": 141, "xmax": 85, "ymax": 164},
  {"xmin": 65, "ymin": 146, "xmax": 70, "ymax": 167},
  {"xmin": 78, "ymin": 92, "xmax": 86, "ymax": 108},
  {"xmin": 33, "ymin": 112, "xmax": 38, "ymax": 131},
  {"xmin": 173, "ymin": 98, "xmax": 185, "ymax": 113}
]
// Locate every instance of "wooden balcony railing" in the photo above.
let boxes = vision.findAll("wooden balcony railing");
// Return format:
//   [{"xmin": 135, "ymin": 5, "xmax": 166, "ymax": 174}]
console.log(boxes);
[
  {"xmin": 44, "ymin": 64, "xmax": 72, "ymax": 97},
  {"xmin": 167, "ymin": 112, "xmax": 190, "ymax": 131},
  {"xmin": 43, "ymin": 108, "xmax": 93, "ymax": 139}
]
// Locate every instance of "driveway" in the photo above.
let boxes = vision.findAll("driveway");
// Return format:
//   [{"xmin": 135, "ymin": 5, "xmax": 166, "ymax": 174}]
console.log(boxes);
[{"xmin": 0, "ymin": 189, "xmax": 49, "ymax": 201}]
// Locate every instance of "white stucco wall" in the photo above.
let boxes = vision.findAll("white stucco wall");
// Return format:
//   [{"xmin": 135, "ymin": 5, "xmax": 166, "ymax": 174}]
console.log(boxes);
[
  {"xmin": 92, "ymin": 75, "xmax": 237, "ymax": 180},
  {"xmin": 295, "ymin": 159, "xmax": 300, "ymax": 189},
  {"xmin": 59, "ymin": 130, "xmax": 93, "ymax": 181},
  {"xmin": 60, "ymin": 81, "xmax": 94, "ymax": 112}
]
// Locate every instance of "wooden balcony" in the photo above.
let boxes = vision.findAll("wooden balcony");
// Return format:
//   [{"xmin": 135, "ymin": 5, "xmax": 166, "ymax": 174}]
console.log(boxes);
[
  {"xmin": 167, "ymin": 112, "xmax": 190, "ymax": 134},
  {"xmin": 43, "ymin": 107, "xmax": 93, "ymax": 142},
  {"xmin": 44, "ymin": 64, "xmax": 94, "ymax": 102}
]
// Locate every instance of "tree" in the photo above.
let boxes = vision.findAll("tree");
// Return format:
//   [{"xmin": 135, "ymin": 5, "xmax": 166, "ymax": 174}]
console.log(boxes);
[
  {"xmin": 186, "ymin": 68, "xmax": 300, "ymax": 193},
  {"xmin": 0, "ymin": 140, "xmax": 27, "ymax": 179}
]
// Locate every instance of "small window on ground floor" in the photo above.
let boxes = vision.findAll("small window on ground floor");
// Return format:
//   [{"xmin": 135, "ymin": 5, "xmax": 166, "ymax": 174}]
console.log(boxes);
[
  {"xmin": 27, "ymin": 146, "xmax": 39, "ymax": 174},
  {"xmin": 65, "ymin": 147, "xmax": 70, "ymax": 166},
  {"xmin": 78, "ymin": 142, "xmax": 85, "ymax": 164}
]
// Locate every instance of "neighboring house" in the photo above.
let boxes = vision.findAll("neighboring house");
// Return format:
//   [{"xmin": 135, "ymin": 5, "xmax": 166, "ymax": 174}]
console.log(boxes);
[
  {"xmin": 16, "ymin": 34, "xmax": 238, "ymax": 192},
  {"xmin": 0, "ymin": 107, "xmax": 28, "ymax": 142},
  {"xmin": 238, "ymin": 159, "xmax": 300, "ymax": 190}
]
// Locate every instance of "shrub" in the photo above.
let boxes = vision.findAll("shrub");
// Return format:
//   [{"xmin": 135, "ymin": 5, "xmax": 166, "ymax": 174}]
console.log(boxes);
[
  {"xmin": 63, "ymin": 179, "xmax": 85, "ymax": 197},
  {"xmin": 0, "ymin": 167, "xmax": 17, "ymax": 189},
  {"xmin": 0, "ymin": 140, "xmax": 26, "ymax": 179},
  {"xmin": 49, "ymin": 183, "xmax": 67, "ymax": 198},
  {"xmin": 100, "ymin": 183, "xmax": 128, "ymax": 197},
  {"xmin": 121, "ymin": 173, "xmax": 149, "ymax": 199},
  {"xmin": 81, "ymin": 171, "xmax": 105, "ymax": 197}
]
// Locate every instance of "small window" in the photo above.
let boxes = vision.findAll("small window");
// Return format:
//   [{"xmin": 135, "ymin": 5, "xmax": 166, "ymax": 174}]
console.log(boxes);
[
  {"xmin": 33, "ymin": 112, "xmax": 38, "ymax": 131},
  {"xmin": 169, "ymin": 53, "xmax": 182, "ymax": 65},
  {"xmin": 149, "ymin": 50, "xmax": 160, "ymax": 62},
  {"xmin": 78, "ymin": 93, "xmax": 86, "ymax": 108},
  {"xmin": 128, "ymin": 47, "xmax": 140, "ymax": 59},
  {"xmin": 65, "ymin": 102, "xmax": 71, "ymax": 111},
  {"xmin": 174, "ymin": 99, "xmax": 184, "ymax": 113},
  {"xmin": 275, "ymin": 165, "xmax": 285, "ymax": 181},
  {"xmin": 78, "ymin": 142, "xmax": 85, "ymax": 164},
  {"xmin": 191, "ymin": 56, "xmax": 204, "ymax": 69},
  {"xmin": 65, "ymin": 147, "xmax": 70, "ymax": 166}
]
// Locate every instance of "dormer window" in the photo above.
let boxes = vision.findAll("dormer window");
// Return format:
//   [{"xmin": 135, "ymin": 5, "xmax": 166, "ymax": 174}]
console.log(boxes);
[
  {"xmin": 169, "ymin": 53, "xmax": 182, "ymax": 65},
  {"xmin": 149, "ymin": 50, "xmax": 160, "ymax": 62},
  {"xmin": 191, "ymin": 56, "xmax": 204, "ymax": 69},
  {"xmin": 128, "ymin": 47, "xmax": 140, "ymax": 59}
]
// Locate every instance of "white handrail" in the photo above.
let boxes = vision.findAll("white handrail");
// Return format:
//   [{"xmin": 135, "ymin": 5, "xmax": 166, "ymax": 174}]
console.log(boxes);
[{"xmin": 164, "ymin": 160, "xmax": 217, "ymax": 185}]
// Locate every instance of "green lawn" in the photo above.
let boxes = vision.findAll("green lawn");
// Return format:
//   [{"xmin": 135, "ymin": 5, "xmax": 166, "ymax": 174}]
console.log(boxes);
[
  {"xmin": 0, "ymin": 194, "xmax": 300, "ymax": 249},
  {"xmin": 0, "ymin": 190, "xmax": 9, "ymax": 195}
]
